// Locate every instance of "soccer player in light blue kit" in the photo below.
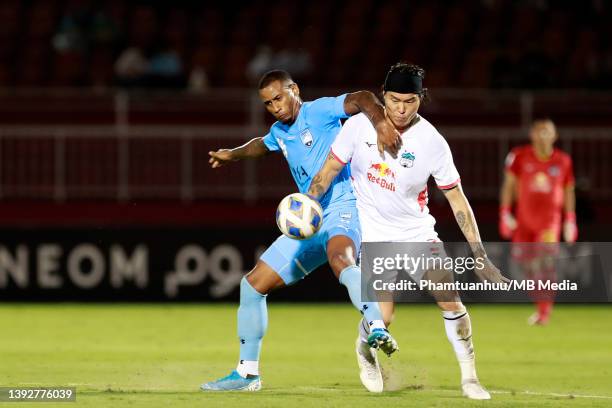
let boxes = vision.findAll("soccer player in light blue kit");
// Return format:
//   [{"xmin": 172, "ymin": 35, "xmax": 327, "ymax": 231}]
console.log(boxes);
[{"xmin": 201, "ymin": 70, "xmax": 402, "ymax": 391}]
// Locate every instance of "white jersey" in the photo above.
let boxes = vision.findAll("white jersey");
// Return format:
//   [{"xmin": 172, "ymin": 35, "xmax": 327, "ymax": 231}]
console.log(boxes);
[{"xmin": 331, "ymin": 113, "xmax": 460, "ymax": 242}]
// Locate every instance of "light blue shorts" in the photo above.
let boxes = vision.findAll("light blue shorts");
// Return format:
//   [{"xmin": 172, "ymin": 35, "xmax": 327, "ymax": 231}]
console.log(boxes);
[{"xmin": 260, "ymin": 202, "xmax": 361, "ymax": 285}]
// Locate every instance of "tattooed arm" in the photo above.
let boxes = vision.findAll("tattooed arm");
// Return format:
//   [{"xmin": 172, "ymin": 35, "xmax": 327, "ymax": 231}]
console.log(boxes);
[
  {"xmin": 443, "ymin": 184, "xmax": 510, "ymax": 283},
  {"xmin": 307, "ymin": 152, "xmax": 347, "ymax": 200},
  {"xmin": 443, "ymin": 184, "xmax": 486, "ymax": 257}
]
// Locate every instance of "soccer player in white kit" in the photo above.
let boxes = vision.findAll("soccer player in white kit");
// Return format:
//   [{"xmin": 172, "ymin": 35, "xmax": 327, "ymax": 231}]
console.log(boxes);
[{"xmin": 308, "ymin": 63, "xmax": 509, "ymax": 398}]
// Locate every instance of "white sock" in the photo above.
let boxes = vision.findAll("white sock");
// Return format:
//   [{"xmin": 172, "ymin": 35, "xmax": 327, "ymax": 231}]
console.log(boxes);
[
  {"xmin": 458, "ymin": 359, "xmax": 477, "ymax": 384},
  {"xmin": 358, "ymin": 317, "xmax": 386, "ymax": 342},
  {"xmin": 442, "ymin": 309, "xmax": 478, "ymax": 383},
  {"xmin": 370, "ymin": 319, "xmax": 386, "ymax": 331},
  {"xmin": 236, "ymin": 360, "xmax": 259, "ymax": 377}
]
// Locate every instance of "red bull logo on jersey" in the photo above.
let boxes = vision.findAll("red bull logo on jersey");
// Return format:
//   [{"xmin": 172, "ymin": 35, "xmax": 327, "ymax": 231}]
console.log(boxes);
[{"xmin": 367, "ymin": 162, "xmax": 396, "ymax": 192}]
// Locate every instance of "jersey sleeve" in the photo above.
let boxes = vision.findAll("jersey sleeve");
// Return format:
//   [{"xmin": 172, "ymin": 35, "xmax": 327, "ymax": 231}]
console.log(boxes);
[
  {"xmin": 307, "ymin": 94, "xmax": 349, "ymax": 128},
  {"xmin": 505, "ymin": 148, "xmax": 521, "ymax": 176},
  {"xmin": 262, "ymin": 131, "xmax": 279, "ymax": 152},
  {"xmin": 330, "ymin": 115, "xmax": 360, "ymax": 164},
  {"xmin": 431, "ymin": 133, "xmax": 461, "ymax": 189},
  {"xmin": 563, "ymin": 154, "xmax": 575, "ymax": 187}
]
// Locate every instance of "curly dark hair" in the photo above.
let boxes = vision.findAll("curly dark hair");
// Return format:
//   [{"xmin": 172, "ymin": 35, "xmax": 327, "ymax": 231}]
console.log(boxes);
[{"xmin": 387, "ymin": 62, "xmax": 425, "ymax": 78}]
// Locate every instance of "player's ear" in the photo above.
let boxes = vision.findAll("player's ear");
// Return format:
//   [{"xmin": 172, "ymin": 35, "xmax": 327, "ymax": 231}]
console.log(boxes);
[
  {"xmin": 420, "ymin": 88, "xmax": 428, "ymax": 103},
  {"xmin": 289, "ymin": 82, "xmax": 300, "ymax": 98}
]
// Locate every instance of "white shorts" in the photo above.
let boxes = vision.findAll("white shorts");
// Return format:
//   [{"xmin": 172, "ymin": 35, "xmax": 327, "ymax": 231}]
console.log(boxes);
[{"xmin": 361, "ymin": 227, "xmax": 450, "ymax": 282}]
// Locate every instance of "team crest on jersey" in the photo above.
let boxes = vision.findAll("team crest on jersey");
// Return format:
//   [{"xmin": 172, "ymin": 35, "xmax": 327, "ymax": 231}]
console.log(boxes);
[
  {"xmin": 548, "ymin": 165, "xmax": 560, "ymax": 176},
  {"xmin": 400, "ymin": 151, "xmax": 416, "ymax": 168},
  {"xmin": 531, "ymin": 172, "xmax": 552, "ymax": 193},
  {"xmin": 300, "ymin": 129, "xmax": 313, "ymax": 147}
]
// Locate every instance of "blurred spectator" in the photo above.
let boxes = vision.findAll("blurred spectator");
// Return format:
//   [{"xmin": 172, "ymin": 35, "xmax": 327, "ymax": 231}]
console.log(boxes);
[
  {"xmin": 247, "ymin": 45, "xmax": 274, "ymax": 83},
  {"xmin": 114, "ymin": 47, "xmax": 148, "ymax": 87},
  {"xmin": 188, "ymin": 66, "xmax": 209, "ymax": 93},
  {"xmin": 6, "ymin": 1, "xmax": 612, "ymax": 89},
  {"xmin": 275, "ymin": 44, "xmax": 312, "ymax": 79},
  {"xmin": 246, "ymin": 43, "xmax": 312, "ymax": 84},
  {"xmin": 52, "ymin": 6, "xmax": 89, "ymax": 53},
  {"xmin": 147, "ymin": 45, "xmax": 185, "ymax": 88}
]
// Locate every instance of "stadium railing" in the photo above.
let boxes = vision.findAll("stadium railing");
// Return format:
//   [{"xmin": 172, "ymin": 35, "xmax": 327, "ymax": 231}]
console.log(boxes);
[{"xmin": 0, "ymin": 88, "xmax": 610, "ymax": 202}]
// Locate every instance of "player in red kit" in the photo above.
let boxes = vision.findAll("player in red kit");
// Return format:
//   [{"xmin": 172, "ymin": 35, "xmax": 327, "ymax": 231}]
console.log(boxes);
[{"xmin": 499, "ymin": 118, "xmax": 577, "ymax": 325}]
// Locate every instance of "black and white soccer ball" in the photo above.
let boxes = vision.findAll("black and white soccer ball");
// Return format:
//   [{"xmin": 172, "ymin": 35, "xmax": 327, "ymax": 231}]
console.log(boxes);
[{"xmin": 276, "ymin": 193, "xmax": 323, "ymax": 240}]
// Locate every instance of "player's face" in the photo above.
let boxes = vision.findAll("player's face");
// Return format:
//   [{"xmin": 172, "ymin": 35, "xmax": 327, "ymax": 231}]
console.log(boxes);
[
  {"xmin": 383, "ymin": 91, "xmax": 421, "ymax": 130},
  {"xmin": 259, "ymin": 80, "xmax": 301, "ymax": 124},
  {"xmin": 529, "ymin": 120, "xmax": 557, "ymax": 148}
]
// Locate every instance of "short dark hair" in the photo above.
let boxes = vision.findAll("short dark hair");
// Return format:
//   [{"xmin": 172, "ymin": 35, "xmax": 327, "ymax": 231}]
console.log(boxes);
[
  {"xmin": 383, "ymin": 62, "xmax": 428, "ymax": 100},
  {"xmin": 258, "ymin": 70, "xmax": 294, "ymax": 89},
  {"xmin": 387, "ymin": 62, "xmax": 425, "ymax": 79}
]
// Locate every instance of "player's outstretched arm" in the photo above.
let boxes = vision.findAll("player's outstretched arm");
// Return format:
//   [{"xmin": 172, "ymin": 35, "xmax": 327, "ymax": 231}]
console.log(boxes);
[
  {"xmin": 443, "ymin": 184, "xmax": 511, "ymax": 284},
  {"xmin": 307, "ymin": 152, "xmax": 346, "ymax": 200},
  {"xmin": 500, "ymin": 170, "xmax": 516, "ymax": 208},
  {"xmin": 208, "ymin": 137, "xmax": 270, "ymax": 168},
  {"xmin": 344, "ymin": 91, "xmax": 401, "ymax": 155}
]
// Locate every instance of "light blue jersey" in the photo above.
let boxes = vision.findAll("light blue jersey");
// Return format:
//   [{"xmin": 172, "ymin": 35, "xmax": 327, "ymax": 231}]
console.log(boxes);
[
  {"xmin": 262, "ymin": 94, "xmax": 354, "ymax": 209},
  {"xmin": 260, "ymin": 94, "xmax": 362, "ymax": 285}
]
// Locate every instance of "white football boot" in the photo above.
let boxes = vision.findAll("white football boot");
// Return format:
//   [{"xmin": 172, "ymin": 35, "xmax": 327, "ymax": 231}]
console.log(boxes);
[
  {"xmin": 355, "ymin": 336, "xmax": 383, "ymax": 392},
  {"xmin": 462, "ymin": 379, "xmax": 491, "ymax": 400}
]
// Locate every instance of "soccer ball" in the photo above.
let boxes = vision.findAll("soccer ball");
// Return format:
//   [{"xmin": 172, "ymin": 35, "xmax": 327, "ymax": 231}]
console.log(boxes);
[{"xmin": 276, "ymin": 193, "xmax": 323, "ymax": 240}]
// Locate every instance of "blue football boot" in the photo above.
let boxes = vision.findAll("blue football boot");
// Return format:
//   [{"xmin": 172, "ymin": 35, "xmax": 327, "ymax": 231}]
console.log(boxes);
[
  {"xmin": 200, "ymin": 370, "xmax": 261, "ymax": 391},
  {"xmin": 367, "ymin": 328, "xmax": 399, "ymax": 356}
]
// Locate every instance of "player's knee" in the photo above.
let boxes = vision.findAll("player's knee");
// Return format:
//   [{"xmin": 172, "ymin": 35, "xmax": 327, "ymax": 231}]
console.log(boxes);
[
  {"xmin": 243, "ymin": 274, "xmax": 265, "ymax": 295},
  {"xmin": 431, "ymin": 288, "xmax": 461, "ymax": 304},
  {"xmin": 328, "ymin": 252, "xmax": 354, "ymax": 277},
  {"xmin": 245, "ymin": 262, "xmax": 284, "ymax": 295},
  {"xmin": 437, "ymin": 300, "xmax": 466, "ymax": 313}
]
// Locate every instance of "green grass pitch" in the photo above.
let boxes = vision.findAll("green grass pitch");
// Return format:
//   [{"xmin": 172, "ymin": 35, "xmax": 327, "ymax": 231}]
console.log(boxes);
[{"xmin": 0, "ymin": 303, "xmax": 611, "ymax": 407}]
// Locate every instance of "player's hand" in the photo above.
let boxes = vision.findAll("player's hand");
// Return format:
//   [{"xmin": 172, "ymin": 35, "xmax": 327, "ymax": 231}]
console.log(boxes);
[
  {"xmin": 305, "ymin": 193, "xmax": 320, "ymax": 203},
  {"xmin": 563, "ymin": 212, "xmax": 577, "ymax": 243},
  {"xmin": 375, "ymin": 116, "xmax": 401, "ymax": 156},
  {"xmin": 208, "ymin": 149, "xmax": 236, "ymax": 168},
  {"xmin": 474, "ymin": 257, "xmax": 511, "ymax": 284},
  {"xmin": 499, "ymin": 206, "xmax": 516, "ymax": 240}
]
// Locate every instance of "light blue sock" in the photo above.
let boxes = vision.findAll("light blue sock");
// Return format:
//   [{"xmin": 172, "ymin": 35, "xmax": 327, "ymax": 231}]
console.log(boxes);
[
  {"xmin": 237, "ymin": 277, "xmax": 268, "ymax": 361},
  {"xmin": 338, "ymin": 265, "xmax": 384, "ymax": 326}
]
